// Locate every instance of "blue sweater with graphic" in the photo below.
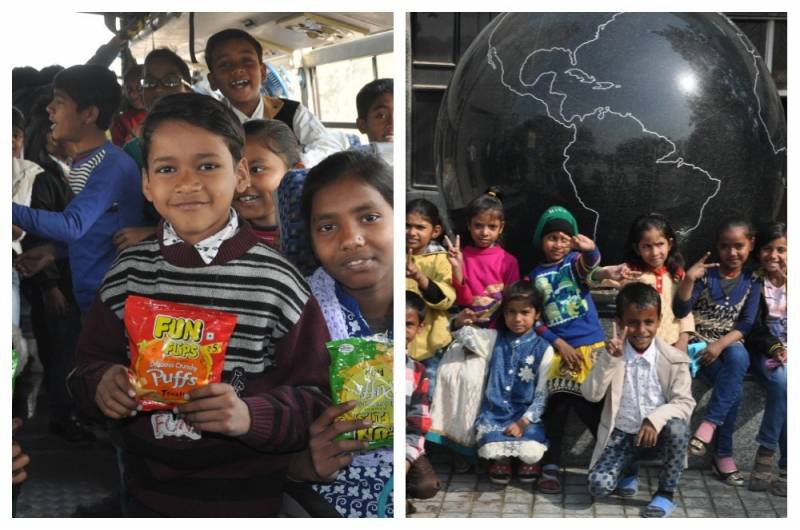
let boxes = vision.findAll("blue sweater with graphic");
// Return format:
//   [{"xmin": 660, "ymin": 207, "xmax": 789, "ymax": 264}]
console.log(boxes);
[
  {"xmin": 528, "ymin": 249, "xmax": 604, "ymax": 347},
  {"xmin": 13, "ymin": 141, "xmax": 144, "ymax": 313}
]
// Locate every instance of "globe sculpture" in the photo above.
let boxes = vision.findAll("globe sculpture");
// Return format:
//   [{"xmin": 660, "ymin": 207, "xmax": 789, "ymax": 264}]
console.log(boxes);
[{"xmin": 435, "ymin": 12, "xmax": 786, "ymax": 270}]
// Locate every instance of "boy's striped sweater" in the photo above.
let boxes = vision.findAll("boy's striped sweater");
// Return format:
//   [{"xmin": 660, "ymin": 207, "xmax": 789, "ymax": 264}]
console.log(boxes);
[{"xmin": 69, "ymin": 222, "xmax": 331, "ymax": 516}]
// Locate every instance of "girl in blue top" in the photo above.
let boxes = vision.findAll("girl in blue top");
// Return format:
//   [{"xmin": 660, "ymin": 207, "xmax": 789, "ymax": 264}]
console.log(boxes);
[
  {"xmin": 673, "ymin": 217, "xmax": 762, "ymax": 486},
  {"xmin": 473, "ymin": 280, "xmax": 555, "ymax": 484}
]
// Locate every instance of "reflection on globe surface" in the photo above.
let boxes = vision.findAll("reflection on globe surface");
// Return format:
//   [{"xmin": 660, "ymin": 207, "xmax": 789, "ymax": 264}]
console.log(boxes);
[{"xmin": 435, "ymin": 12, "xmax": 786, "ymax": 270}]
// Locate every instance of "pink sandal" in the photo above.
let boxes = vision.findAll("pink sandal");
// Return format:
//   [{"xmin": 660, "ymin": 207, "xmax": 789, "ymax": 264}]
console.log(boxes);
[{"xmin": 689, "ymin": 421, "xmax": 716, "ymax": 457}]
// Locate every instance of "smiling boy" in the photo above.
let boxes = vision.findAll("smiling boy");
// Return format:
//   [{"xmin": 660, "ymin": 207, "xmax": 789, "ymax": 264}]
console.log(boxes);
[
  {"xmin": 12, "ymin": 65, "xmax": 144, "ymax": 314},
  {"xmin": 205, "ymin": 28, "xmax": 340, "ymax": 168},
  {"xmin": 582, "ymin": 282, "xmax": 695, "ymax": 517},
  {"xmin": 356, "ymin": 78, "xmax": 393, "ymax": 144},
  {"xmin": 68, "ymin": 93, "xmax": 331, "ymax": 517}
]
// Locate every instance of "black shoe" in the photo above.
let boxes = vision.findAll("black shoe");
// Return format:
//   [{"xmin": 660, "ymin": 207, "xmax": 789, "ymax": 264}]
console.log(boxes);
[{"xmin": 49, "ymin": 418, "xmax": 96, "ymax": 443}]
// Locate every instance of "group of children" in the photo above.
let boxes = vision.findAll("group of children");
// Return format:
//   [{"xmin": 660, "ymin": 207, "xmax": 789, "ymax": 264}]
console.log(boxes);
[
  {"xmin": 12, "ymin": 27, "xmax": 396, "ymax": 518},
  {"xmin": 9, "ymin": 22, "xmax": 788, "ymax": 519},
  {"xmin": 405, "ymin": 188, "xmax": 787, "ymax": 517}
]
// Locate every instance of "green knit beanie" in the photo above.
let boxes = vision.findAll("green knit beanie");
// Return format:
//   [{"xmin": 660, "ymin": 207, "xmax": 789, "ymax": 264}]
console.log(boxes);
[{"xmin": 533, "ymin": 205, "xmax": 578, "ymax": 248}]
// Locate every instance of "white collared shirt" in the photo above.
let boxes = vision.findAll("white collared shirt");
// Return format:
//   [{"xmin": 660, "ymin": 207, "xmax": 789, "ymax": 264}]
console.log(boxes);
[
  {"xmin": 613, "ymin": 339, "xmax": 665, "ymax": 434},
  {"xmin": 224, "ymin": 96, "xmax": 343, "ymax": 168},
  {"xmin": 163, "ymin": 208, "xmax": 240, "ymax": 264}
]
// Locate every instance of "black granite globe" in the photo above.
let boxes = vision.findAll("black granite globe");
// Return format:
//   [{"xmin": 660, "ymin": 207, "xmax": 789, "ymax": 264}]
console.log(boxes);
[{"xmin": 435, "ymin": 12, "xmax": 786, "ymax": 271}]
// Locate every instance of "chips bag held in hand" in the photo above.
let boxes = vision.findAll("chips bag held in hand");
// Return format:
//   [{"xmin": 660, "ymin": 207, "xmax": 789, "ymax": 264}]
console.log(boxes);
[
  {"xmin": 327, "ymin": 337, "xmax": 393, "ymax": 449},
  {"xmin": 124, "ymin": 295, "xmax": 237, "ymax": 411}
]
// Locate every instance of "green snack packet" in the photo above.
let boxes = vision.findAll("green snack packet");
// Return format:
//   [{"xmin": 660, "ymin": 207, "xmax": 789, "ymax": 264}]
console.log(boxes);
[{"xmin": 327, "ymin": 337, "xmax": 393, "ymax": 449}]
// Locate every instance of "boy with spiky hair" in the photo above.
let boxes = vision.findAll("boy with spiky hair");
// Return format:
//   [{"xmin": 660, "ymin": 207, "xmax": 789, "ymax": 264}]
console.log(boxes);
[{"xmin": 12, "ymin": 65, "xmax": 144, "ymax": 314}]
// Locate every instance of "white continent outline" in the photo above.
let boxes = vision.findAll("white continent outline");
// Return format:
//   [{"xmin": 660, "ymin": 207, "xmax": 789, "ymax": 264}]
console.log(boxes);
[{"xmin": 486, "ymin": 12, "xmax": 784, "ymax": 238}]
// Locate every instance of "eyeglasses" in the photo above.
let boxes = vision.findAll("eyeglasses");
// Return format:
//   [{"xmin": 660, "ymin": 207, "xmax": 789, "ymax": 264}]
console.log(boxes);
[{"xmin": 140, "ymin": 74, "xmax": 192, "ymax": 90}]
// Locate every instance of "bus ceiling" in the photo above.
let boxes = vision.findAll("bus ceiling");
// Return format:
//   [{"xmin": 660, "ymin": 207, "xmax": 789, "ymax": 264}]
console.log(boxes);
[{"xmin": 100, "ymin": 12, "xmax": 392, "ymax": 70}]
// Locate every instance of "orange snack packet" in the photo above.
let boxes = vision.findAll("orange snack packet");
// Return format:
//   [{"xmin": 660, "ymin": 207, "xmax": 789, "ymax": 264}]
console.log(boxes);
[{"xmin": 124, "ymin": 295, "xmax": 237, "ymax": 411}]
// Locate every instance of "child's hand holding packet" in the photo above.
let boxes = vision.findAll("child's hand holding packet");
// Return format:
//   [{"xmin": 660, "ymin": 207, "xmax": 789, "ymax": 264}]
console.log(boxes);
[
  {"xmin": 327, "ymin": 337, "xmax": 393, "ymax": 449},
  {"xmin": 124, "ymin": 295, "xmax": 237, "ymax": 411}
]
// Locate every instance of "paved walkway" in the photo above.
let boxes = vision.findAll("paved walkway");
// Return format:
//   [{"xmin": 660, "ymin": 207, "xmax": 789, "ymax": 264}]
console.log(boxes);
[{"xmin": 409, "ymin": 449, "xmax": 787, "ymax": 518}]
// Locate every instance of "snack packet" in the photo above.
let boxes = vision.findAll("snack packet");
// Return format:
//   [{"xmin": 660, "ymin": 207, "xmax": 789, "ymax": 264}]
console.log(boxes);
[
  {"xmin": 124, "ymin": 295, "xmax": 237, "ymax": 411},
  {"xmin": 327, "ymin": 337, "xmax": 393, "ymax": 449}
]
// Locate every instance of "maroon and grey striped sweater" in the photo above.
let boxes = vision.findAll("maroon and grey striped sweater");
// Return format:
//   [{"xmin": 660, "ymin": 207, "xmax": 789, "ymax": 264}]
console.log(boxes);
[{"xmin": 69, "ymin": 222, "xmax": 331, "ymax": 516}]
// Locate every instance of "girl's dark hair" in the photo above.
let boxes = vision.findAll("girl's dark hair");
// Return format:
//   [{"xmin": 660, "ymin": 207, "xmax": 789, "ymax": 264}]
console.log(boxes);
[
  {"xmin": 144, "ymin": 48, "xmax": 191, "ymax": 83},
  {"xmin": 496, "ymin": 279, "xmax": 543, "ymax": 333},
  {"xmin": 141, "ymin": 92, "xmax": 244, "ymax": 168},
  {"xmin": 713, "ymin": 216, "xmax": 755, "ymax": 266},
  {"xmin": 407, "ymin": 198, "xmax": 444, "ymax": 228},
  {"xmin": 243, "ymin": 119, "xmax": 301, "ymax": 169},
  {"xmin": 623, "ymin": 213, "xmax": 684, "ymax": 278},
  {"xmin": 716, "ymin": 216, "xmax": 755, "ymax": 240},
  {"xmin": 464, "ymin": 186, "xmax": 504, "ymax": 245},
  {"xmin": 300, "ymin": 150, "xmax": 393, "ymax": 228},
  {"xmin": 754, "ymin": 221, "xmax": 787, "ymax": 255}
]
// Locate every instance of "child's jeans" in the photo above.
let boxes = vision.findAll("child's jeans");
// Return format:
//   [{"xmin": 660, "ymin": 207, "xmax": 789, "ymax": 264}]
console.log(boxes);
[
  {"xmin": 587, "ymin": 418, "xmax": 689, "ymax": 497},
  {"xmin": 698, "ymin": 342, "xmax": 750, "ymax": 457},
  {"xmin": 751, "ymin": 354, "xmax": 787, "ymax": 468}
]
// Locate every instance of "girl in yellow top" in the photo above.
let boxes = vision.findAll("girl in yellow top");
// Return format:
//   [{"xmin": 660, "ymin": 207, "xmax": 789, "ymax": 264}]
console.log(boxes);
[{"xmin": 406, "ymin": 198, "xmax": 455, "ymax": 363}]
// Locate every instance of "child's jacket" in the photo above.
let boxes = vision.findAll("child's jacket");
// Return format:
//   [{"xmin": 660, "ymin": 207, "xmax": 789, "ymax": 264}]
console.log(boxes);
[
  {"xmin": 406, "ymin": 246, "xmax": 456, "ymax": 360},
  {"xmin": 581, "ymin": 337, "xmax": 695, "ymax": 468}
]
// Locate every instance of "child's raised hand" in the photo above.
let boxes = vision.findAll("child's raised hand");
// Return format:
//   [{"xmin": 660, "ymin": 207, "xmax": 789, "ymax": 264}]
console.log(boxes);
[
  {"xmin": 686, "ymin": 252, "xmax": 719, "ymax": 281},
  {"xmin": 95, "ymin": 364, "xmax": 140, "ymax": 419},
  {"xmin": 503, "ymin": 417, "xmax": 529, "ymax": 438},
  {"xmin": 177, "ymin": 383, "xmax": 251, "ymax": 436},
  {"xmin": 406, "ymin": 249, "xmax": 420, "ymax": 279},
  {"xmin": 606, "ymin": 264, "xmax": 642, "ymax": 283},
  {"xmin": 571, "ymin": 234, "xmax": 596, "ymax": 253},
  {"xmin": 444, "ymin": 234, "xmax": 463, "ymax": 266},
  {"xmin": 606, "ymin": 321, "xmax": 627, "ymax": 357},
  {"xmin": 453, "ymin": 308, "xmax": 477, "ymax": 329}
]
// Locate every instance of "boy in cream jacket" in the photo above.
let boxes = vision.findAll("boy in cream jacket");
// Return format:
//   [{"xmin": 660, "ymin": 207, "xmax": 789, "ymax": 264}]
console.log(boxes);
[{"xmin": 582, "ymin": 282, "xmax": 695, "ymax": 518}]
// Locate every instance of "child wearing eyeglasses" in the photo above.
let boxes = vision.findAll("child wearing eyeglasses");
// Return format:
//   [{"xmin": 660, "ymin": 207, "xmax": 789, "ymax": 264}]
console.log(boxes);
[{"xmin": 114, "ymin": 48, "xmax": 196, "ymax": 251}]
